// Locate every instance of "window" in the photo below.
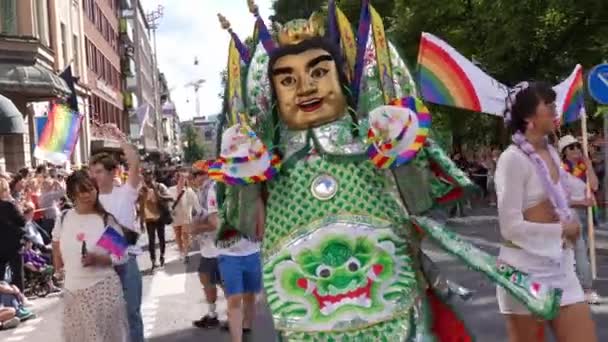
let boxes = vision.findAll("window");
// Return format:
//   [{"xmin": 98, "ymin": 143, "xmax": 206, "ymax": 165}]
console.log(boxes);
[
  {"xmin": 73, "ymin": 34, "xmax": 80, "ymax": 74},
  {"xmin": 60, "ymin": 23, "xmax": 68, "ymax": 65},
  {"xmin": 34, "ymin": 0, "xmax": 51, "ymax": 47},
  {"xmin": 0, "ymin": 0, "xmax": 17, "ymax": 35}
]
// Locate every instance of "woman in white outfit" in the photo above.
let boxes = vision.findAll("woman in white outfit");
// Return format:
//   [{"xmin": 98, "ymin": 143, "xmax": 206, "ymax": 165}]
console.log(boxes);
[
  {"xmin": 169, "ymin": 172, "xmax": 200, "ymax": 263},
  {"xmin": 558, "ymin": 134, "xmax": 601, "ymax": 304},
  {"xmin": 52, "ymin": 171, "xmax": 129, "ymax": 342},
  {"xmin": 495, "ymin": 82, "xmax": 597, "ymax": 342}
]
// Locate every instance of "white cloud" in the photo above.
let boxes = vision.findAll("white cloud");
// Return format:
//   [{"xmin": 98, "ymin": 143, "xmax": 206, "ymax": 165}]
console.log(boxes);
[{"xmin": 142, "ymin": 0, "xmax": 273, "ymax": 121}]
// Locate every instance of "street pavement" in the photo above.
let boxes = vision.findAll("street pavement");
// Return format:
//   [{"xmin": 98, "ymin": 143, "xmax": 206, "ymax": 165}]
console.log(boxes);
[{"xmin": 2, "ymin": 208, "xmax": 607, "ymax": 341}]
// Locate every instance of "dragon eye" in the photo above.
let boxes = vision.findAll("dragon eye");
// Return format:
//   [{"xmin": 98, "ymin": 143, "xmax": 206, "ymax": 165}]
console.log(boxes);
[
  {"xmin": 316, "ymin": 265, "xmax": 332, "ymax": 278},
  {"xmin": 347, "ymin": 257, "xmax": 361, "ymax": 272}
]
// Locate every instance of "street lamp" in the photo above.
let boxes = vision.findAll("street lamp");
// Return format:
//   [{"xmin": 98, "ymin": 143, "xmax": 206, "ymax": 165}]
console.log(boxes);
[{"xmin": 146, "ymin": 4, "xmax": 164, "ymax": 150}]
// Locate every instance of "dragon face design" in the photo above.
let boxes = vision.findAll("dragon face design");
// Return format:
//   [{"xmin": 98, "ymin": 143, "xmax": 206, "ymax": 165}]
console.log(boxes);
[
  {"xmin": 268, "ymin": 226, "xmax": 412, "ymax": 331},
  {"xmin": 293, "ymin": 238, "xmax": 386, "ymax": 316}
]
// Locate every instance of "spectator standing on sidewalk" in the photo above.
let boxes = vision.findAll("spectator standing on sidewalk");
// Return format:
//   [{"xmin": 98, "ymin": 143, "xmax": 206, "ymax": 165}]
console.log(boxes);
[
  {"xmin": 89, "ymin": 138, "xmax": 144, "ymax": 342},
  {"xmin": 38, "ymin": 177, "xmax": 65, "ymax": 235},
  {"xmin": 138, "ymin": 170, "xmax": 172, "ymax": 269},
  {"xmin": 559, "ymin": 135, "xmax": 602, "ymax": 305},
  {"xmin": 168, "ymin": 172, "xmax": 199, "ymax": 263},
  {"xmin": 189, "ymin": 163, "xmax": 224, "ymax": 329},
  {"xmin": 0, "ymin": 178, "xmax": 26, "ymax": 292}
]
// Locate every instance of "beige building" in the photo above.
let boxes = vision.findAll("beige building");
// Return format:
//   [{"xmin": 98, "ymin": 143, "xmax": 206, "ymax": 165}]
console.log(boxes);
[
  {"xmin": 50, "ymin": 0, "xmax": 91, "ymax": 167},
  {"xmin": 0, "ymin": 0, "xmax": 72, "ymax": 172}
]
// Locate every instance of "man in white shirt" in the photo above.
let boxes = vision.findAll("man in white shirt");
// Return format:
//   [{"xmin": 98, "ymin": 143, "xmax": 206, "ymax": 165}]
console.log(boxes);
[
  {"xmin": 189, "ymin": 167, "xmax": 223, "ymax": 329},
  {"xmin": 209, "ymin": 187, "xmax": 264, "ymax": 342},
  {"xmin": 89, "ymin": 140, "xmax": 144, "ymax": 342}
]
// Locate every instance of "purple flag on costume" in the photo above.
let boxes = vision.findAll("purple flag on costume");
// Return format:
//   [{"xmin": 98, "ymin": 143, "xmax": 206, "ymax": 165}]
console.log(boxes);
[
  {"xmin": 256, "ymin": 17, "xmax": 276, "ymax": 53},
  {"xmin": 352, "ymin": 0, "xmax": 371, "ymax": 105},
  {"xmin": 96, "ymin": 226, "xmax": 128, "ymax": 258},
  {"xmin": 229, "ymin": 30, "xmax": 251, "ymax": 64},
  {"xmin": 327, "ymin": 0, "xmax": 339, "ymax": 47}
]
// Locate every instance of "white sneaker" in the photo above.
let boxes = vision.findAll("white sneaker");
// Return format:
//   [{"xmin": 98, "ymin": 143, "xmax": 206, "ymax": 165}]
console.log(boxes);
[
  {"xmin": 1, "ymin": 317, "xmax": 20, "ymax": 330},
  {"xmin": 585, "ymin": 290, "xmax": 601, "ymax": 305},
  {"xmin": 21, "ymin": 298, "xmax": 33, "ymax": 308}
]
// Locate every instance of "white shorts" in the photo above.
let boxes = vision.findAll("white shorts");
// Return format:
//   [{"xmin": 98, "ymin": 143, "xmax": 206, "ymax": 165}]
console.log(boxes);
[{"xmin": 496, "ymin": 249, "xmax": 584, "ymax": 315}]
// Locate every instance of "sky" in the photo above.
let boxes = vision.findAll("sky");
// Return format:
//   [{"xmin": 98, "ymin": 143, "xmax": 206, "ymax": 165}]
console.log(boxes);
[{"xmin": 143, "ymin": 0, "xmax": 273, "ymax": 121}]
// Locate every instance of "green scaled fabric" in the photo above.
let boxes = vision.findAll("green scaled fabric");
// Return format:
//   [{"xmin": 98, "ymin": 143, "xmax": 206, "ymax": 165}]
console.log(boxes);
[
  {"xmin": 411, "ymin": 216, "xmax": 562, "ymax": 320},
  {"xmin": 261, "ymin": 157, "xmax": 436, "ymax": 341}
]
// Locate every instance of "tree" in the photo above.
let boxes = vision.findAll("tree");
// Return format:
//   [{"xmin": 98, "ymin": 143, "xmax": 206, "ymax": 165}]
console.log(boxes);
[
  {"xmin": 270, "ymin": 0, "xmax": 608, "ymax": 150},
  {"xmin": 182, "ymin": 124, "xmax": 206, "ymax": 163}
]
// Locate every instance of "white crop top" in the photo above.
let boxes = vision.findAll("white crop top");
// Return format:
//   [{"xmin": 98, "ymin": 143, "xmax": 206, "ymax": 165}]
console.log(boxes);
[{"xmin": 495, "ymin": 146, "xmax": 566, "ymax": 265}]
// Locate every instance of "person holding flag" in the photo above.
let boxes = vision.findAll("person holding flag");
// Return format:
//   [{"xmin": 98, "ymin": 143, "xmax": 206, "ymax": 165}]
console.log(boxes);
[
  {"xmin": 51, "ymin": 170, "xmax": 129, "ymax": 342},
  {"xmin": 559, "ymin": 135, "xmax": 601, "ymax": 305}
]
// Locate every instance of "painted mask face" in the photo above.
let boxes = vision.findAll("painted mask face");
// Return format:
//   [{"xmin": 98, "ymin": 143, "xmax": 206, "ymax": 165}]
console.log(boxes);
[{"xmin": 271, "ymin": 48, "xmax": 347, "ymax": 130}]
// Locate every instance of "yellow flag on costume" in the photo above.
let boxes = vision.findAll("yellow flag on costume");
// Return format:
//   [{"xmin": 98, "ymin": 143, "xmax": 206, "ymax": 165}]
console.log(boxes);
[
  {"xmin": 226, "ymin": 38, "xmax": 244, "ymax": 125},
  {"xmin": 370, "ymin": 4, "xmax": 395, "ymax": 104},
  {"xmin": 335, "ymin": 6, "xmax": 356, "ymax": 81}
]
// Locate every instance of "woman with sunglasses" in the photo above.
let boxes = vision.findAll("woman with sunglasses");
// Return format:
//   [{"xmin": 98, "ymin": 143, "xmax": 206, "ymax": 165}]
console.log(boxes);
[
  {"xmin": 559, "ymin": 135, "xmax": 601, "ymax": 305},
  {"xmin": 51, "ymin": 171, "xmax": 129, "ymax": 342}
]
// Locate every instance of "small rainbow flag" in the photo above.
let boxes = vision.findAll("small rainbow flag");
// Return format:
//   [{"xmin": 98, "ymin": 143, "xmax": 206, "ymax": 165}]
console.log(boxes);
[
  {"xmin": 554, "ymin": 64, "xmax": 585, "ymax": 124},
  {"xmin": 417, "ymin": 33, "xmax": 508, "ymax": 116},
  {"xmin": 96, "ymin": 226, "xmax": 128, "ymax": 258},
  {"xmin": 34, "ymin": 104, "xmax": 83, "ymax": 165}
]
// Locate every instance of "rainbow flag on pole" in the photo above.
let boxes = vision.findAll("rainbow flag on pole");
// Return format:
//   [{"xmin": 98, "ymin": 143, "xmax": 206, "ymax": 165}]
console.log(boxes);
[
  {"xmin": 553, "ymin": 64, "xmax": 585, "ymax": 125},
  {"xmin": 34, "ymin": 103, "xmax": 83, "ymax": 165},
  {"xmin": 417, "ymin": 32, "xmax": 508, "ymax": 116}
]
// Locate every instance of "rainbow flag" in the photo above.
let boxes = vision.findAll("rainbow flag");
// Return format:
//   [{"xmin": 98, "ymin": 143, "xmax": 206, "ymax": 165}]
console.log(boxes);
[
  {"xmin": 34, "ymin": 104, "xmax": 83, "ymax": 165},
  {"xmin": 96, "ymin": 226, "xmax": 128, "ymax": 258},
  {"xmin": 417, "ymin": 33, "xmax": 508, "ymax": 116},
  {"xmin": 553, "ymin": 64, "xmax": 585, "ymax": 125}
]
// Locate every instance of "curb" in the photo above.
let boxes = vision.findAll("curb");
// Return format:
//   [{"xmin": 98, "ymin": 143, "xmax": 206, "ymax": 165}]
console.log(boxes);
[{"xmin": 447, "ymin": 215, "xmax": 498, "ymax": 225}]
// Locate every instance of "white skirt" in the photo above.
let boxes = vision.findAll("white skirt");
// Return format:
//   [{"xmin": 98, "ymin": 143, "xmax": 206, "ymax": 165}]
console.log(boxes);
[
  {"xmin": 496, "ymin": 248, "xmax": 584, "ymax": 315},
  {"xmin": 63, "ymin": 274, "xmax": 129, "ymax": 342}
]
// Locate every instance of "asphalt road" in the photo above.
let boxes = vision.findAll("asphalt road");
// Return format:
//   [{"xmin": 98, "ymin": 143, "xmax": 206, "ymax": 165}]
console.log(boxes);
[{"xmin": 2, "ymin": 210, "xmax": 607, "ymax": 341}]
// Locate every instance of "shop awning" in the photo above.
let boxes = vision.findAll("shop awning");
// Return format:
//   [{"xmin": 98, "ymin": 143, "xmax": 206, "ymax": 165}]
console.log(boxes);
[
  {"xmin": 0, "ymin": 63, "xmax": 71, "ymax": 99},
  {"xmin": 0, "ymin": 94, "xmax": 26, "ymax": 134}
]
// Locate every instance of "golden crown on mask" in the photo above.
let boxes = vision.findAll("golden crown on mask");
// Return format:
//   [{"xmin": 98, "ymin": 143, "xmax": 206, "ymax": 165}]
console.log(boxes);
[{"xmin": 242, "ymin": 0, "xmax": 325, "ymax": 47}]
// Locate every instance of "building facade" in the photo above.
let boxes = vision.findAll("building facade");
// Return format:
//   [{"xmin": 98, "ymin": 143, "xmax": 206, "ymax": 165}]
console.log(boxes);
[
  {"xmin": 82, "ymin": 0, "xmax": 125, "ymax": 153},
  {"xmin": 50, "ymin": 0, "xmax": 91, "ymax": 167},
  {"xmin": 159, "ymin": 72, "xmax": 181, "ymax": 157},
  {"xmin": 0, "ymin": 0, "xmax": 72, "ymax": 172},
  {"xmin": 120, "ymin": 0, "xmax": 159, "ymax": 153}
]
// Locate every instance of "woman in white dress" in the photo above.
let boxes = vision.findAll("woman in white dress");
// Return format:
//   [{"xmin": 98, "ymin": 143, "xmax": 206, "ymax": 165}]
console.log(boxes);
[
  {"xmin": 495, "ymin": 82, "xmax": 597, "ymax": 342},
  {"xmin": 52, "ymin": 171, "xmax": 129, "ymax": 342},
  {"xmin": 169, "ymin": 172, "xmax": 200, "ymax": 263}
]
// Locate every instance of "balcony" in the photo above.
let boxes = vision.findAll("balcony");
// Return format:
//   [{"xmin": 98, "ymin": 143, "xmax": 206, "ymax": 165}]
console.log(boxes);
[{"xmin": 119, "ymin": 18, "xmax": 134, "ymax": 44}]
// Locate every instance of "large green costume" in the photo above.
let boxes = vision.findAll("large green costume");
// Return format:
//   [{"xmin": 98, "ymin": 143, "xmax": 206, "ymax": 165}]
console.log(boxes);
[{"xmin": 210, "ymin": 1, "xmax": 561, "ymax": 341}]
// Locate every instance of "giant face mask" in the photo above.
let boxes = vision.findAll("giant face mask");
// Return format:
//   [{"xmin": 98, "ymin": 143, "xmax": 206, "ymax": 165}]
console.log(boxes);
[{"xmin": 271, "ymin": 48, "xmax": 347, "ymax": 130}]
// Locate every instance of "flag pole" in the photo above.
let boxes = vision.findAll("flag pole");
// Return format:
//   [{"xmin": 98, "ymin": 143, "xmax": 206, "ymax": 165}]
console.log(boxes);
[{"xmin": 581, "ymin": 111, "xmax": 597, "ymax": 279}]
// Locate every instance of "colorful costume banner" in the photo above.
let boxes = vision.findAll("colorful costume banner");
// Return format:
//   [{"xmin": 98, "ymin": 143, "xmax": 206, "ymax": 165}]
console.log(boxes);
[
  {"xmin": 370, "ymin": 4, "xmax": 395, "ymax": 104},
  {"xmin": 34, "ymin": 104, "xmax": 83, "ymax": 165},
  {"xmin": 227, "ymin": 38, "xmax": 244, "ymax": 125}
]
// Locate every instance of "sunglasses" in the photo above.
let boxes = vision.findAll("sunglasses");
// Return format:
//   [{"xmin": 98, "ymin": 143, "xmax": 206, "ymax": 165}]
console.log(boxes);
[{"xmin": 567, "ymin": 143, "xmax": 581, "ymax": 150}]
